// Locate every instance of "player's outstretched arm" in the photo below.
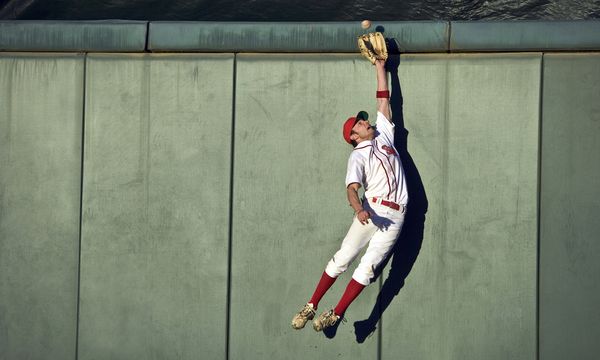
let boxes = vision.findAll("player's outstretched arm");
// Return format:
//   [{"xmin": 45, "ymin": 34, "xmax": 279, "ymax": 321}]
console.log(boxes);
[{"xmin": 375, "ymin": 59, "xmax": 392, "ymax": 123}]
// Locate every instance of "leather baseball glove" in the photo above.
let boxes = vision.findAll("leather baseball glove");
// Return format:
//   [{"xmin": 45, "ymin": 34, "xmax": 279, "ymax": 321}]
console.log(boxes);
[{"xmin": 357, "ymin": 32, "xmax": 388, "ymax": 64}]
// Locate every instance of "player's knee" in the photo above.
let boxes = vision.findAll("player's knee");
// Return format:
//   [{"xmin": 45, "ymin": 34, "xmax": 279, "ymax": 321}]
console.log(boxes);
[
  {"xmin": 325, "ymin": 257, "xmax": 350, "ymax": 277},
  {"xmin": 353, "ymin": 264, "xmax": 376, "ymax": 285}
]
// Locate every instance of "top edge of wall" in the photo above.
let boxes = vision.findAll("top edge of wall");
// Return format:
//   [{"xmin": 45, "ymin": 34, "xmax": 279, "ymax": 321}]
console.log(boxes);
[
  {"xmin": 450, "ymin": 20, "xmax": 600, "ymax": 51},
  {"xmin": 1, "ymin": 20, "xmax": 600, "ymax": 53},
  {"xmin": 147, "ymin": 21, "xmax": 449, "ymax": 52},
  {"xmin": 0, "ymin": 20, "xmax": 148, "ymax": 52}
]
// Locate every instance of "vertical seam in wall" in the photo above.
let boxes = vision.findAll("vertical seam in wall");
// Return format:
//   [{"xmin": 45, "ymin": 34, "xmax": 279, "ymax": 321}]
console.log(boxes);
[
  {"xmin": 75, "ymin": 51, "xmax": 87, "ymax": 360},
  {"xmin": 536, "ymin": 52, "xmax": 544, "ymax": 360},
  {"xmin": 377, "ymin": 276, "xmax": 382, "ymax": 360},
  {"xmin": 226, "ymin": 53, "xmax": 237, "ymax": 360}
]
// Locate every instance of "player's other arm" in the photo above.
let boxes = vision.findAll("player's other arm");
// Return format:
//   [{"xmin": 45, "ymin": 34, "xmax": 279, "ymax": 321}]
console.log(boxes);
[
  {"xmin": 347, "ymin": 182, "xmax": 370, "ymax": 225},
  {"xmin": 375, "ymin": 59, "xmax": 392, "ymax": 123}
]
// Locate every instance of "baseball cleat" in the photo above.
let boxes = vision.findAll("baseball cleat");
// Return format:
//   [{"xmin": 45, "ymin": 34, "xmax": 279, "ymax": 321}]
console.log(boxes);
[
  {"xmin": 313, "ymin": 309, "xmax": 340, "ymax": 332},
  {"xmin": 291, "ymin": 303, "xmax": 316, "ymax": 329}
]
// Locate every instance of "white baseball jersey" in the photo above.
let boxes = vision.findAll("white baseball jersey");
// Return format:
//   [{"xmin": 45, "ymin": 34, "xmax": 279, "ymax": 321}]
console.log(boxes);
[{"xmin": 345, "ymin": 111, "xmax": 408, "ymax": 205}]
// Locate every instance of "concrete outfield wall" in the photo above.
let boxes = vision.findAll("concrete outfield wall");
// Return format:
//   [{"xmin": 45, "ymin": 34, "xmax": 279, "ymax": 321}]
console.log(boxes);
[
  {"xmin": 0, "ymin": 51, "xmax": 598, "ymax": 360},
  {"xmin": 450, "ymin": 21, "xmax": 600, "ymax": 51},
  {"xmin": 3, "ymin": 21, "xmax": 600, "ymax": 53},
  {"xmin": 0, "ymin": 21, "xmax": 148, "ymax": 52},
  {"xmin": 540, "ymin": 53, "xmax": 600, "ymax": 360},
  {"xmin": 0, "ymin": 53, "xmax": 84, "ymax": 360},
  {"xmin": 231, "ymin": 54, "xmax": 380, "ymax": 359},
  {"xmin": 148, "ymin": 21, "xmax": 449, "ymax": 52},
  {"xmin": 382, "ymin": 54, "xmax": 539, "ymax": 360},
  {"xmin": 232, "ymin": 53, "xmax": 539, "ymax": 360},
  {"xmin": 78, "ymin": 54, "xmax": 233, "ymax": 360}
]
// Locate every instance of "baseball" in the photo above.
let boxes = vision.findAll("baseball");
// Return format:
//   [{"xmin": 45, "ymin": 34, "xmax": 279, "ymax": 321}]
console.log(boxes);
[{"xmin": 361, "ymin": 20, "xmax": 371, "ymax": 29}]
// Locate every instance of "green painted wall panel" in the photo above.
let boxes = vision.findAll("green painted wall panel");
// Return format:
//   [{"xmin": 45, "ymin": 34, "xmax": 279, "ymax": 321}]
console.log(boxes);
[
  {"xmin": 375, "ymin": 54, "xmax": 450, "ymax": 359},
  {"xmin": 540, "ymin": 53, "xmax": 600, "ymax": 360},
  {"xmin": 78, "ymin": 53, "xmax": 233, "ymax": 360},
  {"xmin": 0, "ymin": 21, "xmax": 148, "ymax": 52},
  {"xmin": 0, "ymin": 53, "xmax": 83, "ymax": 359},
  {"xmin": 231, "ymin": 54, "xmax": 380, "ymax": 359},
  {"xmin": 381, "ymin": 54, "xmax": 540, "ymax": 360}
]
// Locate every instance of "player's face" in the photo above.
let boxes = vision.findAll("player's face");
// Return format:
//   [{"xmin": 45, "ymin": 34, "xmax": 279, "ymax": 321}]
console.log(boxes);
[{"xmin": 352, "ymin": 119, "xmax": 375, "ymax": 141}]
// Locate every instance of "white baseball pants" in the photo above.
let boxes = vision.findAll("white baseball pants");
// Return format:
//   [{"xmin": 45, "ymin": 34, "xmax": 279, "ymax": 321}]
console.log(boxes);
[{"xmin": 325, "ymin": 199, "xmax": 406, "ymax": 286}]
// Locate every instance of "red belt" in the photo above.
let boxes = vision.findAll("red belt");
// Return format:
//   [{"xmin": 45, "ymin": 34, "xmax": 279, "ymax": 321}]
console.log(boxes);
[{"xmin": 371, "ymin": 197, "xmax": 401, "ymax": 211}]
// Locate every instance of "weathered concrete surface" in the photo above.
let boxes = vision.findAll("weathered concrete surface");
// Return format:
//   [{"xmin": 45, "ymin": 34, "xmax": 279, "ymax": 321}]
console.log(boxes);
[
  {"xmin": 0, "ymin": 53, "xmax": 84, "ymax": 360},
  {"xmin": 230, "ymin": 53, "xmax": 380, "ymax": 359},
  {"xmin": 148, "ymin": 21, "xmax": 449, "ymax": 52},
  {"xmin": 540, "ymin": 53, "xmax": 600, "ymax": 360},
  {"xmin": 0, "ymin": 21, "xmax": 147, "ymax": 52},
  {"xmin": 78, "ymin": 53, "xmax": 233, "ymax": 360},
  {"xmin": 380, "ymin": 53, "xmax": 540, "ymax": 360},
  {"xmin": 2, "ymin": 49, "xmax": 598, "ymax": 360}
]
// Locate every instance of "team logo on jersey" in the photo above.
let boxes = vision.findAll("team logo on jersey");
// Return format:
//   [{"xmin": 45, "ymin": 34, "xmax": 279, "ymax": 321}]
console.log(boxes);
[{"xmin": 381, "ymin": 145, "xmax": 397, "ymax": 156}]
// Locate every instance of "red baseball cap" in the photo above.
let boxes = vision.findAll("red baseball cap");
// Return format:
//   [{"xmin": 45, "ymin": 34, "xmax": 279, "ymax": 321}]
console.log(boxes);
[{"xmin": 343, "ymin": 111, "xmax": 369, "ymax": 144}]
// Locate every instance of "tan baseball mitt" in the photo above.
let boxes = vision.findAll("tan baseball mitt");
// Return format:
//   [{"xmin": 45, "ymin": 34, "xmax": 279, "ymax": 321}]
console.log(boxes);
[{"xmin": 357, "ymin": 32, "xmax": 388, "ymax": 65}]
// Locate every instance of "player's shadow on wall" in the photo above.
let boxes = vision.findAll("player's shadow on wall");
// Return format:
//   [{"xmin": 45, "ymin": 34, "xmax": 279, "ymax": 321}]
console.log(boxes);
[{"xmin": 353, "ymin": 36, "xmax": 428, "ymax": 343}]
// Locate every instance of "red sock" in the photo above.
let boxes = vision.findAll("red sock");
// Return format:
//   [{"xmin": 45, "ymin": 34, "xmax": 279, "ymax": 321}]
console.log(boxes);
[
  {"xmin": 308, "ymin": 272, "xmax": 337, "ymax": 309},
  {"xmin": 334, "ymin": 279, "xmax": 366, "ymax": 316}
]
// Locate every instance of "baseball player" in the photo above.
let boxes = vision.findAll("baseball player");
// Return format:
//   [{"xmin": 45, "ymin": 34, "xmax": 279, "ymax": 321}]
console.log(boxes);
[{"xmin": 292, "ymin": 58, "xmax": 408, "ymax": 332}]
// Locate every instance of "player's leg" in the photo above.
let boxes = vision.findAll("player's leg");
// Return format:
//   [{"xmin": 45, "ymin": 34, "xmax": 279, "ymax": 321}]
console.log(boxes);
[
  {"xmin": 292, "ymin": 215, "xmax": 377, "ymax": 330},
  {"xmin": 317, "ymin": 216, "xmax": 378, "ymax": 304},
  {"xmin": 333, "ymin": 207, "xmax": 406, "ymax": 318},
  {"xmin": 313, "ymin": 212, "xmax": 390, "ymax": 331}
]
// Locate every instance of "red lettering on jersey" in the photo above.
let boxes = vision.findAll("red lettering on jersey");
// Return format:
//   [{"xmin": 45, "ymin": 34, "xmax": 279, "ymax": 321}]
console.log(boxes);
[{"xmin": 381, "ymin": 145, "xmax": 397, "ymax": 156}]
